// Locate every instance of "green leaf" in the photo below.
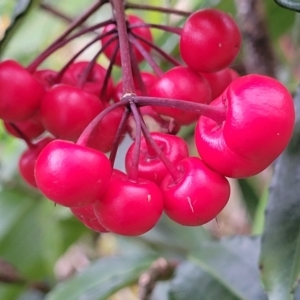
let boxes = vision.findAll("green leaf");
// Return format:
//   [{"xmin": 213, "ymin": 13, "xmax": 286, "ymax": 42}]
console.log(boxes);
[
  {"xmin": 274, "ymin": 0, "xmax": 300, "ymax": 12},
  {"xmin": 169, "ymin": 261, "xmax": 243, "ymax": 300},
  {"xmin": 259, "ymin": 87, "xmax": 300, "ymax": 300},
  {"xmin": 0, "ymin": 0, "xmax": 41, "ymax": 57},
  {"xmin": 190, "ymin": 236, "xmax": 267, "ymax": 300},
  {"xmin": 45, "ymin": 254, "xmax": 158, "ymax": 300}
]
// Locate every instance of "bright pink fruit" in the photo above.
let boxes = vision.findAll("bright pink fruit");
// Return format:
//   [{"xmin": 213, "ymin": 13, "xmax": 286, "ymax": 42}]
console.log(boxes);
[
  {"xmin": 0, "ymin": 60, "xmax": 45, "ymax": 121},
  {"xmin": 18, "ymin": 137, "xmax": 53, "ymax": 188},
  {"xmin": 71, "ymin": 205, "xmax": 108, "ymax": 232},
  {"xmin": 195, "ymin": 74, "xmax": 295, "ymax": 178},
  {"xmin": 180, "ymin": 9, "xmax": 241, "ymax": 72},
  {"xmin": 150, "ymin": 66, "xmax": 211, "ymax": 125},
  {"xmin": 125, "ymin": 132, "xmax": 189, "ymax": 184},
  {"xmin": 102, "ymin": 15, "xmax": 153, "ymax": 66},
  {"xmin": 93, "ymin": 173, "xmax": 163, "ymax": 236},
  {"xmin": 161, "ymin": 157, "xmax": 230, "ymax": 226},
  {"xmin": 61, "ymin": 61, "xmax": 114, "ymax": 102},
  {"xmin": 35, "ymin": 140, "xmax": 112, "ymax": 207},
  {"xmin": 40, "ymin": 84, "xmax": 104, "ymax": 141},
  {"xmin": 33, "ymin": 69, "xmax": 58, "ymax": 90}
]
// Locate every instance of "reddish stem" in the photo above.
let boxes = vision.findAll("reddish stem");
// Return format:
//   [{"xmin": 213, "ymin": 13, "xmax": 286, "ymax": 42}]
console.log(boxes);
[
  {"xmin": 129, "ymin": 34, "xmax": 164, "ymax": 77},
  {"xmin": 128, "ymin": 102, "xmax": 142, "ymax": 182},
  {"xmin": 109, "ymin": 108, "xmax": 130, "ymax": 166},
  {"xmin": 129, "ymin": 23, "xmax": 182, "ymax": 35},
  {"xmin": 77, "ymin": 100, "xmax": 130, "ymax": 146},
  {"xmin": 134, "ymin": 96, "xmax": 227, "ymax": 124},
  {"xmin": 111, "ymin": 0, "xmax": 135, "ymax": 94},
  {"xmin": 8, "ymin": 124, "xmax": 35, "ymax": 148},
  {"xmin": 139, "ymin": 113, "xmax": 182, "ymax": 182},
  {"xmin": 131, "ymin": 32, "xmax": 181, "ymax": 66},
  {"xmin": 125, "ymin": 2, "xmax": 191, "ymax": 17}
]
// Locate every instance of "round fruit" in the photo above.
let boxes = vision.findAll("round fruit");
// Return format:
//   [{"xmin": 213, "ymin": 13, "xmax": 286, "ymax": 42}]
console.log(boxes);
[
  {"xmin": 35, "ymin": 140, "xmax": 112, "ymax": 207},
  {"xmin": 161, "ymin": 157, "xmax": 230, "ymax": 226},
  {"xmin": 180, "ymin": 9, "xmax": 241, "ymax": 72}
]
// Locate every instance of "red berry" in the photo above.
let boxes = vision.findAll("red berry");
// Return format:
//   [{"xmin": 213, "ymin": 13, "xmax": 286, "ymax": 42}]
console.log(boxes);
[
  {"xmin": 93, "ymin": 172, "xmax": 163, "ymax": 236},
  {"xmin": 0, "ymin": 60, "xmax": 44, "ymax": 121},
  {"xmin": 180, "ymin": 9, "xmax": 241, "ymax": 72},
  {"xmin": 195, "ymin": 74, "xmax": 295, "ymax": 178},
  {"xmin": 40, "ymin": 84, "xmax": 104, "ymax": 141},
  {"xmin": 61, "ymin": 61, "xmax": 114, "ymax": 102},
  {"xmin": 33, "ymin": 69, "xmax": 58, "ymax": 90},
  {"xmin": 150, "ymin": 66, "xmax": 211, "ymax": 125},
  {"xmin": 35, "ymin": 140, "xmax": 112, "ymax": 207},
  {"xmin": 125, "ymin": 132, "xmax": 189, "ymax": 184},
  {"xmin": 71, "ymin": 205, "xmax": 108, "ymax": 232},
  {"xmin": 161, "ymin": 157, "xmax": 230, "ymax": 226},
  {"xmin": 87, "ymin": 106, "xmax": 126, "ymax": 153},
  {"xmin": 4, "ymin": 113, "xmax": 45, "ymax": 140},
  {"xmin": 102, "ymin": 15, "xmax": 153, "ymax": 66},
  {"xmin": 18, "ymin": 137, "xmax": 53, "ymax": 188},
  {"xmin": 201, "ymin": 68, "xmax": 235, "ymax": 101}
]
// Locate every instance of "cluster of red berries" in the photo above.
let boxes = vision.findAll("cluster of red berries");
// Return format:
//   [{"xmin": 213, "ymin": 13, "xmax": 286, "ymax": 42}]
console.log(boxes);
[{"xmin": 0, "ymin": 3, "xmax": 295, "ymax": 236}]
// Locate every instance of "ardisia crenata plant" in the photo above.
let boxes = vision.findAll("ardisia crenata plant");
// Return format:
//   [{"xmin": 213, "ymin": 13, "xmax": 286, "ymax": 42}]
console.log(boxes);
[
  {"xmin": 0, "ymin": 0, "xmax": 298, "ymax": 299},
  {"xmin": 0, "ymin": 0, "xmax": 295, "ymax": 235}
]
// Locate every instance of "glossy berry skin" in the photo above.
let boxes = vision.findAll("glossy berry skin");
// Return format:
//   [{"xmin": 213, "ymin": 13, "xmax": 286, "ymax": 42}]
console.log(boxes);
[
  {"xmin": 125, "ymin": 132, "xmax": 189, "ymax": 184},
  {"xmin": 35, "ymin": 140, "xmax": 112, "ymax": 207},
  {"xmin": 195, "ymin": 74, "xmax": 295, "ymax": 178},
  {"xmin": 87, "ymin": 106, "xmax": 125, "ymax": 153},
  {"xmin": 93, "ymin": 173, "xmax": 163, "ymax": 236},
  {"xmin": 61, "ymin": 61, "xmax": 114, "ymax": 102},
  {"xmin": 150, "ymin": 66, "xmax": 212, "ymax": 125},
  {"xmin": 102, "ymin": 15, "xmax": 153, "ymax": 66},
  {"xmin": 4, "ymin": 113, "xmax": 45, "ymax": 140},
  {"xmin": 71, "ymin": 205, "xmax": 108, "ymax": 232},
  {"xmin": 202, "ymin": 68, "xmax": 235, "ymax": 101},
  {"xmin": 114, "ymin": 71, "xmax": 158, "ymax": 102},
  {"xmin": 40, "ymin": 84, "xmax": 104, "ymax": 141},
  {"xmin": 0, "ymin": 60, "xmax": 45, "ymax": 121},
  {"xmin": 18, "ymin": 138, "xmax": 53, "ymax": 188},
  {"xmin": 161, "ymin": 157, "xmax": 230, "ymax": 226},
  {"xmin": 180, "ymin": 9, "xmax": 241, "ymax": 72}
]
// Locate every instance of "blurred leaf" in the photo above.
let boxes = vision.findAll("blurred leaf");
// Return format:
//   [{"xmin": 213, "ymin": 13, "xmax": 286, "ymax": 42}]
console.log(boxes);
[
  {"xmin": 260, "ymin": 87, "xmax": 300, "ymax": 300},
  {"xmin": 137, "ymin": 215, "xmax": 212, "ymax": 257},
  {"xmin": 169, "ymin": 261, "xmax": 243, "ymax": 300},
  {"xmin": 0, "ymin": 0, "xmax": 42, "ymax": 57},
  {"xmin": 45, "ymin": 254, "xmax": 158, "ymax": 300},
  {"xmin": 274, "ymin": 0, "xmax": 300, "ymax": 12},
  {"xmin": 238, "ymin": 178, "xmax": 260, "ymax": 221},
  {"xmin": 190, "ymin": 236, "xmax": 267, "ymax": 300},
  {"xmin": 0, "ymin": 285, "xmax": 24, "ymax": 300}
]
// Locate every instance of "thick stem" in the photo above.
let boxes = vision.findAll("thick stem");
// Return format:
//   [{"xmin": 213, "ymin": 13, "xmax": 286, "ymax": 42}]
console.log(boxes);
[
  {"xmin": 129, "ymin": 34, "xmax": 164, "ymax": 77},
  {"xmin": 134, "ymin": 96, "xmax": 227, "ymax": 124},
  {"xmin": 77, "ymin": 100, "xmax": 130, "ymax": 146},
  {"xmin": 110, "ymin": 0, "xmax": 135, "ymax": 93},
  {"xmin": 125, "ymin": 2, "xmax": 191, "ymax": 17}
]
